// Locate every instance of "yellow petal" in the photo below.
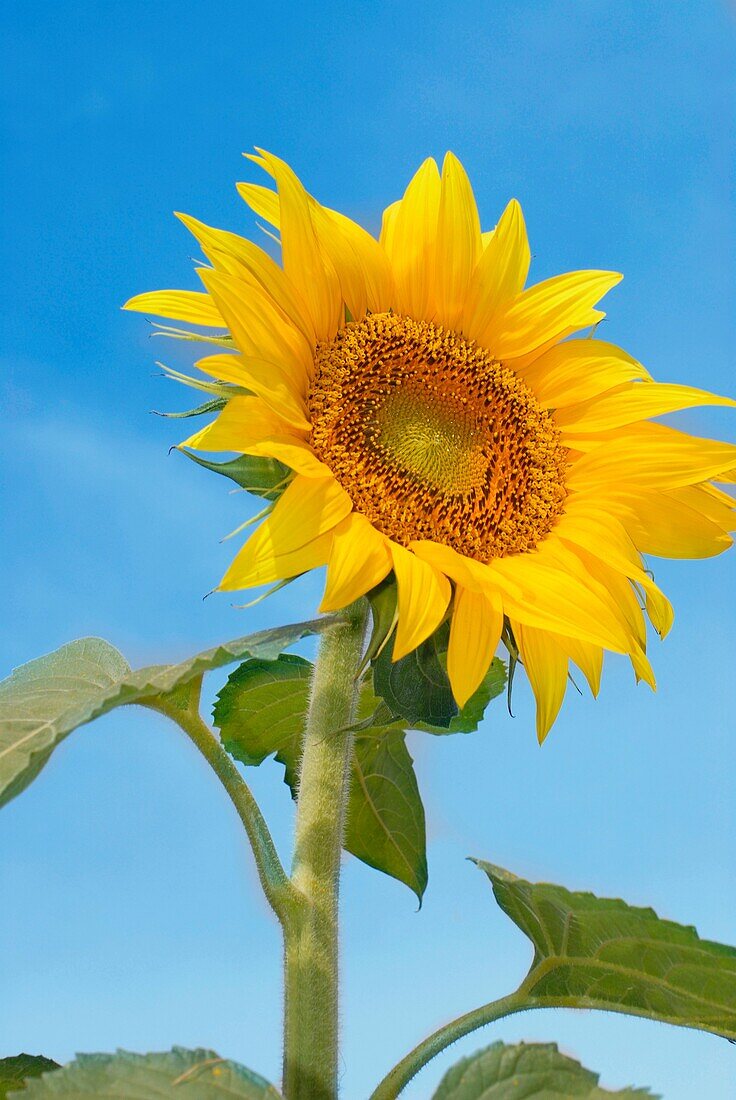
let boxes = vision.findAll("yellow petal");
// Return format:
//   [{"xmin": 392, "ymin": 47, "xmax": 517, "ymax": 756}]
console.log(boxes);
[
  {"xmin": 573, "ymin": 547, "xmax": 647, "ymax": 651},
  {"xmin": 199, "ymin": 268, "xmax": 313, "ymax": 377},
  {"xmin": 409, "ymin": 539, "xmax": 499, "ymax": 592},
  {"xmin": 311, "ymin": 205, "xmax": 395, "ymax": 320},
  {"xmin": 320, "ymin": 513, "xmax": 392, "ymax": 612},
  {"xmin": 512, "ymin": 622, "xmax": 569, "ymax": 743},
  {"xmin": 383, "ymin": 158, "xmax": 441, "ymax": 320},
  {"xmin": 219, "ymin": 475, "xmax": 351, "ymax": 589},
  {"xmin": 243, "ymin": 437, "xmax": 333, "ymax": 479},
  {"xmin": 557, "ymin": 381, "xmax": 736, "ymax": 434},
  {"xmin": 181, "ymin": 395, "xmax": 305, "ymax": 451},
  {"xmin": 176, "ymin": 212, "xmax": 315, "ymax": 345},
  {"xmin": 488, "ymin": 553, "xmax": 630, "ymax": 652},
  {"xmin": 308, "ymin": 205, "xmax": 367, "ymax": 321},
  {"xmin": 679, "ymin": 483, "xmax": 736, "ymax": 531},
  {"xmin": 554, "ymin": 501, "xmax": 674, "ymax": 637},
  {"xmin": 240, "ymin": 164, "xmax": 393, "ymax": 320},
  {"xmin": 479, "ymin": 270, "xmax": 622, "ymax": 360},
  {"xmin": 558, "ymin": 636, "xmax": 603, "ymax": 696},
  {"xmin": 236, "ymin": 181, "xmax": 281, "ymax": 227},
  {"xmin": 247, "ymin": 150, "xmax": 341, "ymax": 341},
  {"xmin": 569, "ymin": 423, "xmax": 736, "ymax": 492},
  {"xmin": 519, "ymin": 339, "xmax": 650, "ymax": 406},
  {"xmin": 391, "ymin": 543, "xmax": 451, "ymax": 660},
  {"xmin": 433, "ymin": 152, "xmax": 482, "ymax": 331},
  {"xmin": 629, "ymin": 644, "xmax": 657, "ymax": 690},
  {"xmin": 180, "ymin": 395, "xmax": 328, "ymax": 477},
  {"xmin": 505, "ymin": 325, "xmax": 581, "ymax": 374},
  {"xmin": 196, "ymin": 353, "xmax": 309, "ymax": 430},
  {"xmin": 222, "ymin": 530, "xmax": 334, "ymax": 590},
  {"xmin": 605, "ymin": 487, "xmax": 733, "ymax": 559},
  {"xmin": 379, "ymin": 200, "xmax": 400, "ymax": 252},
  {"xmin": 462, "ymin": 199, "xmax": 530, "ymax": 340},
  {"xmin": 123, "ymin": 289, "xmax": 224, "ymax": 327},
  {"xmin": 447, "ymin": 587, "xmax": 503, "ymax": 707}
]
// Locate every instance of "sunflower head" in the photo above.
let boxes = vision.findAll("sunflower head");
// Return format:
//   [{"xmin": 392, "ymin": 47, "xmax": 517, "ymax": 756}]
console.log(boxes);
[{"xmin": 125, "ymin": 149, "xmax": 736, "ymax": 740}]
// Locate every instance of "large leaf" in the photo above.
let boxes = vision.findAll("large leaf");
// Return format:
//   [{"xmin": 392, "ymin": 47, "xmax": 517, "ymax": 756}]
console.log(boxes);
[
  {"xmin": 432, "ymin": 1040, "xmax": 655, "ymax": 1099},
  {"xmin": 0, "ymin": 1056, "xmax": 59, "ymax": 1098},
  {"xmin": 350, "ymin": 726, "xmax": 427, "ymax": 901},
  {"xmin": 477, "ymin": 862, "xmax": 736, "ymax": 1039},
  {"xmin": 372, "ymin": 623, "xmax": 506, "ymax": 734},
  {"xmin": 0, "ymin": 620, "xmax": 337, "ymax": 809},
  {"xmin": 214, "ymin": 657, "xmax": 427, "ymax": 900},
  {"xmin": 13, "ymin": 1048, "xmax": 281, "ymax": 1098},
  {"xmin": 179, "ymin": 448, "xmax": 290, "ymax": 499}
]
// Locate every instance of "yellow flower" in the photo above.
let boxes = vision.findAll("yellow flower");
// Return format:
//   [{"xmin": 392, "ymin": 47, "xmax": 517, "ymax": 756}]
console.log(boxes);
[{"xmin": 125, "ymin": 150, "xmax": 736, "ymax": 740}]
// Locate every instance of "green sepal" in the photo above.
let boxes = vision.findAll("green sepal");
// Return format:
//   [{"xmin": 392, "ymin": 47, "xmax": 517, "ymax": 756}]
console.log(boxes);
[
  {"xmin": 432, "ymin": 1040, "xmax": 656, "ymax": 1099},
  {"xmin": 153, "ymin": 397, "xmax": 226, "ymax": 419},
  {"xmin": 178, "ymin": 448, "xmax": 291, "ymax": 499}
]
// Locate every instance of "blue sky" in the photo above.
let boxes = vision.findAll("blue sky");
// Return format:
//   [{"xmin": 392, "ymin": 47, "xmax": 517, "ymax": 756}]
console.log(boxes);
[{"xmin": 1, "ymin": 1, "xmax": 735, "ymax": 1096}]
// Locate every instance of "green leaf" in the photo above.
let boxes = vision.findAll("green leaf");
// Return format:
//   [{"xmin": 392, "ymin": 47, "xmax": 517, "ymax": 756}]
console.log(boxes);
[
  {"xmin": 476, "ymin": 862, "xmax": 736, "ymax": 1039},
  {"xmin": 179, "ymin": 448, "xmax": 290, "ymax": 499},
  {"xmin": 13, "ymin": 1048, "xmax": 281, "ymax": 1097},
  {"xmin": 0, "ymin": 1056, "xmax": 59, "ymax": 1098},
  {"xmin": 372, "ymin": 622, "xmax": 506, "ymax": 733},
  {"xmin": 432, "ymin": 1040, "xmax": 656, "ymax": 1099},
  {"xmin": 350, "ymin": 726, "xmax": 427, "ymax": 901},
  {"xmin": 214, "ymin": 658, "xmax": 428, "ymax": 899},
  {"xmin": 0, "ymin": 619, "xmax": 337, "ymax": 810},
  {"xmin": 215, "ymin": 654, "xmax": 311, "ymax": 788}
]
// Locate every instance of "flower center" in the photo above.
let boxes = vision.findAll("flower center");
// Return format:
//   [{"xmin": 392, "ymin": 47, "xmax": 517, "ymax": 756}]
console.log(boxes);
[{"xmin": 308, "ymin": 313, "xmax": 568, "ymax": 562}]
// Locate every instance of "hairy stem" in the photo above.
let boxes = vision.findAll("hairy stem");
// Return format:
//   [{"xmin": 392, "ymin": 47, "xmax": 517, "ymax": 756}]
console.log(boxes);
[
  {"xmin": 282, "ymin": 600, "xmax": 368, "ymax": 1100},
  {"xmin": 368, "ymin": 993, "xmax": 528, "ymax": 1100},
  {"xmin": 149, "ymin": 680, "xmax": 298, "ymax": 925}
]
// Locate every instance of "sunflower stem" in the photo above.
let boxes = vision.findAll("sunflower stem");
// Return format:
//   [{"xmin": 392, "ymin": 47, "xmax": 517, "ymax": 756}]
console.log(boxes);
[{"xmin": 282, "ymin": 600, "xmax": 368, "ymax": 1100}]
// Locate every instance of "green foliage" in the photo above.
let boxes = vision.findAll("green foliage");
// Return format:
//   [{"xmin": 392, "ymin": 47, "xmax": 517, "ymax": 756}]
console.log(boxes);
[
  {"xmin": 432, "ymin": 1041, "xmax": 656, "ymax": 1099},
  {"xmin": 214, "ymin": 656, "xmax": 428, "ymax": 900},
  {"xmin": 372, "ymin": 622, "xmax": 505, "ymax": 733},
  {"xmin": 13, "ymin": 1048, "xmax": 281, "ymax": 1098},
  {"xmin": 0, "ymin": 1056, "xmax": 59, "ymax": 1098},
  {"xmin": 0, "ymin": 620, "xmax": 336, "ymax": 810},
  {"xmin": 477, "ymin": 862, "xmax": 736, "ymax": 1039},
  {"xmin": 350, "ymin": 725, "xmax": 427, "ymax": 901},
  {"xmin": 350, "ymin": 675, "xmax": 428, "ymax": 899},
  {"xmin": 179, "ymin": 448, "xmax": 290, "ymax": 499},
  {"xmin": 216, "ymin": 654, "xmax": 311, "ymax": 787}
]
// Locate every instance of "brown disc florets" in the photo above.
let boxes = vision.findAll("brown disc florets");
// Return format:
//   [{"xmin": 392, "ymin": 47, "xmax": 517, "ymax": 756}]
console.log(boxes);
[{"xmin": 308, "ymin": 312, "xmax": 568, "ymax": 562}]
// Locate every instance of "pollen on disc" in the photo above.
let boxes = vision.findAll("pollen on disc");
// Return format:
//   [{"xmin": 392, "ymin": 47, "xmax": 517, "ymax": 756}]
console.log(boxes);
[{"xmin": 308, "ymin": 313, "xmax": 568, "ymax": 562}]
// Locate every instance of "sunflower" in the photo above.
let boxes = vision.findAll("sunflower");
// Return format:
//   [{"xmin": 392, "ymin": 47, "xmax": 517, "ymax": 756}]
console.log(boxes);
[{"xmin": 125, "ymin": 150, "xmax": 736, "ymax": 740}]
